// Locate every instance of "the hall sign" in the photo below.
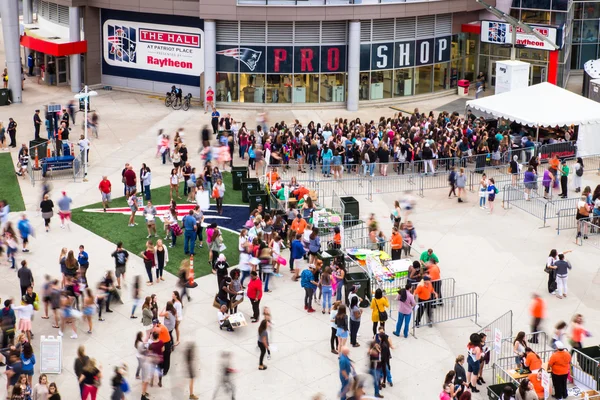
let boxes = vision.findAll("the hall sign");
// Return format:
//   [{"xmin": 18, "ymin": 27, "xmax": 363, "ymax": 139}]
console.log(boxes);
[
  {"xmin": 480, "ymin": 21, "xmax": 562, "ymax": 51},
  {"xmin": 216, "ymin": 45, "xmax": 347, "ymax": 74},
  {"xmin": 362, "ymin": 37, "xmax": 452, "ymax": 71}
]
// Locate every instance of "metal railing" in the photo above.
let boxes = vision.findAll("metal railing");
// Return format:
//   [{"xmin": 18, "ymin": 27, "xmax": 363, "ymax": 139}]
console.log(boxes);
[
  {"xmin": 478, "ymin": 310, "xmax": 513, "ymax": 370},
  {"xmin": 491, "ymin": 362, "xmax": 519, "ymax": 386},
  {"xmin": 491, "ymin": 349, "xmax": 555, "ymax": 386},
  {"xmin": 500, "ymin": 332, "xmax": 550, "ymax": 361},
  {"xmin": 386, "ymin": 278, "xmax": 456, "ymax": 319},
  {"xmin": 370, "ymin": 174, "xmax": 424, "ymax": 198},
  {"xmin": 537, "ymin": 141, "xmax": 577, "ymax": 162},
  {"xmin": 411, "ymin": 291, "xmax": 479, "ymax": 338},
  {"xmin": 576, "ymin": 220, "xmax": 600, "ymax": 248},
  {"xmin": 572, "ymin": 347, "xmax": 600, "ymax": 391},
  {"xmin": 28, "ymin": 152, "xmax": 85, "ymax": 187}
]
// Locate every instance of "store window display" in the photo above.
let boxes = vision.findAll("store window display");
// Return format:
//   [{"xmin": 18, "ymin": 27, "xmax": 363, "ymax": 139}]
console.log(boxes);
[
  {"xmin": 370, "ymin": 70, "xmax": 392, "ymax": 99},
  {"xmin": 393, "ymin": 69, "xmax": 413, "ymax": 96},
  {"xmin": 216, "ymin": 73, "xmax": 239, "ymax": 102},
  {"xmin": 414, "ymin": 65, "xmax": 433, "ymax": 95},
  {"xmin": 240, "ymin": 74, "xmax": 266, "ymax": 103},
  {"xmin": 320, "ymin": 73, "xmax": 345, "ymax": 102},
  {"xmin": 267, "ymin": 75, "xmax": 292, "ymax": 103}
]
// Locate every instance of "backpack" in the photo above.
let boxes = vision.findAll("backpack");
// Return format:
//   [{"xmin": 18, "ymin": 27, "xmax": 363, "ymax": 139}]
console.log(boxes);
[
  {"xmin": 1, "ymin": 308, "xmax": 14, "ymax": 332},
  {"xmin": 576, "ymin": 166, "xmax": 584, "ymax": 177}
]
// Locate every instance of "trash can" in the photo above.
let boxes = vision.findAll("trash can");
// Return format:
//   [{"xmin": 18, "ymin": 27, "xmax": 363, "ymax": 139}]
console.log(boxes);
[
  {"xmin": 317, "ymin": 249, "xmax": 344, "ymax": 269},
  {"xmin": 578, "ymin": 346, "xmax": 600, "ymax": 377},
  {"xmin": 232, "ymin": 166, "xmax": 248, "ymax": 190},
  {"xmin": 248, "ymin": 190, "xmax": 269, "ymax": 213},
  {"xmin": 487, "ymin": 383, "xmax": 518, "ymax": 400},
  {"xmin": 458, "ymin": 79, "xmax": 470, "ymax": 97},
  {"xmin": 241, "ymin": 178, "xmax": 260, "ymax": 203},
  {"xmin": 344, "ymin": 269, "xmax": 371, "ymax": 308},
  {"xmin": 0, "ymin": 89, "xmax": 10, "ymax": 106},
  {"xmin": 340, "ymin": 196, "xmax": 360, "ymax": 227}
]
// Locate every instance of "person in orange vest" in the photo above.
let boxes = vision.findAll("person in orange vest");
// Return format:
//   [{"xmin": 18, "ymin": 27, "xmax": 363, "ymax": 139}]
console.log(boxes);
[
  {"xmin": 528, "ymin": 369, "xmax": 546, "ymax": 399},
  {"xmin": 390, "ymin": 227, "xmax": 403, "ymax": 260},
  {"xmin": 414, "ymin": 276, "xmax": 438, "ymax": 328},
  {"xmin": 548, "ymin": 342, "xmax": 571, "ymax": 400},
  {"xmin": 529, "ymin": 293, "xmax": 545, "ymax": 344}
]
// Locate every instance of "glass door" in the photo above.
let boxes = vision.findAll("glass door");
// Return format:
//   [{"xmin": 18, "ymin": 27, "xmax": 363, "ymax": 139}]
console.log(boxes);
[
  {"xmin": 57, "ymin": 57, "xmax": 69, "ymax": 86},
  {"xmin": 531, "ymin": 65, "xmax": 546, "ymax": 85}
]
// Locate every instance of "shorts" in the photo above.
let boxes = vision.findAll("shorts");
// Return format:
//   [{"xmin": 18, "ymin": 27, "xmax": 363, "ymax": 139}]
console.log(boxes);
[
  {"xmin": 126, "ymin": 185, "xmax": 136, "ymax": 193},
  {"xmin": 102, "ymin": 192, "xmax": 111, "ymax": 202},
  {"xmin": 23, "ymin": 369, "xmax": 34, "ymax": 376},
  {"xmin": 130, "ymin": 205, "xmax": 138, "ymax": 212},
  {"xmin": 336, "ymin": 327, "xmax": 348, "ymax": 339},
  {"xmin": 524, "ymin": 182, "xmax": 535, "ymax": 190},
  {"xmin": 146, "ymin": 219, "xmax": 156, "ymax": 226},
  {"xmin": 116, "ymin": 265, "xmax": 126, "ymax": 278},
  {"xmin": 21, "ymin": 235, "xmax": 28, "ymax": 244},
  {"xmin": 83, "ymin": 306, "xmax": 95, "ymax": 316},
  {"xmin": 63, "ymin": 308, "xmax": 72, "ymax": 319},
  {"xmin": 467, "ymin": 357, "xmax": 480, "ymax": 374},
  {"xmin": 59, "ymin": 211, "xmax": 71, "ymax": 221},
  {"xmin": 173, "ymin": 162, "xmax": 181, "ymax": 168}
]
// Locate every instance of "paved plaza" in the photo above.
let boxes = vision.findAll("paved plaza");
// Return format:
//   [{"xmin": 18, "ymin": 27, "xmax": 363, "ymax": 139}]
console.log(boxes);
[{"xmin": 0, "ymin": 33, "xmax": 599, "ymax": 399}]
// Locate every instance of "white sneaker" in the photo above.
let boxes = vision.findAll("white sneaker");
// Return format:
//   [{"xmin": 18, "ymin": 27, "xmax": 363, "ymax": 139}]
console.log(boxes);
[
  {"xmin": 58, "ymin": 330, "xmax": 63, "ymax": 337},
  {"xmin": 70, "ymin": 333, "xmax": 78, "ymax": 339},
  {"xmin": 146, "ymin": 235, "xmax": 151, "ymax": 238}
]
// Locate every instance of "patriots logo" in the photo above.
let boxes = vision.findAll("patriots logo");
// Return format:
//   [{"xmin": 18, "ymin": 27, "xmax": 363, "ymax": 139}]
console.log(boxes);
[
  {"xmin": 217, "ymin": 47, "xmax": 262, "ymax": 71},
  {"xmin": 107, "ymin": 25, "xmax": 137, "ymax": 63}
]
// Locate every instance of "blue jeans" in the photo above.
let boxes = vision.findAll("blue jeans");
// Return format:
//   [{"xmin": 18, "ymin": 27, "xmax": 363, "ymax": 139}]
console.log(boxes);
[
  {"xmin": 184, "ymin": 231, "xmax": 196, "ymax": 254},
  {"xmin": 239, "ymin": 145, "xmax": 247, "ymax": 159},
  {"xmin": 7, "ymin": 246, "xmax": 16, "ymax": 268},
  {"xmin": 241, "ymin": 270, "xmax": 250, "ymax": 286},
  {"xmin": 308, "ymin": 154, "xmax": 316, "ymax": 169},
  {"xmin": 144, "ymin": 185, "xmax": 151, "ymax": 201},
  {"xmin": 394, "ymin": 312, "xmax": 412, "ymax": 338},
  {"xmin": 263, "ymin": 272, "xmax": 271, "ymax": 291},
  {"xmin": 479, "ymin": 193, "xmax": 487, "ymax": 207},
  {"xmin": 322, "ymin": 285, "xmax": 332, "ymax": 309},
  {"xmin": 322, "ymin": 159, "xmax": 331, "ymax": 175},
  {"xmin": 162, "ymin": 151, "xmax": 167, "ymax": 164},
  {"xmin": 370, "ymin": 368, "xmax": 381, "ymax": 396},
  {"xmin": 336, "ymin": 285, "xmax": 343, "ymax": 302},
  {"xmin": 340, "ymin": 377, "xmax": 350, "ymax": 400},
  {"xmin": 171, "ymin": 230, "xmax": 177, "ymax": 246},
  {"xmin": 369, "ymin": 163, "xmax": 375, "ymax": 176}
]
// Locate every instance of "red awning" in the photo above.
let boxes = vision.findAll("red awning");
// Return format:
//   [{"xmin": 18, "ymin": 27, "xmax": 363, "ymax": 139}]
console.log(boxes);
[
  {"xmin": 461, "ymin": 23, "xmax": 482, "ymax": 34},
  {"xmin": 20, "ymin": 34, "xmax": 87, "ymax": 57}
]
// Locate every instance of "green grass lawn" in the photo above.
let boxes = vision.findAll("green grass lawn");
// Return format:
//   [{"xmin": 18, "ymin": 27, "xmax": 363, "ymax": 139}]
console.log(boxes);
[
  {"xmin": 0, "ymin": 153, "xmax": 26, "ymax": 212},
  {"xmin": 72, "ymin": 172, "xmax": 244, "ymax": 277}
]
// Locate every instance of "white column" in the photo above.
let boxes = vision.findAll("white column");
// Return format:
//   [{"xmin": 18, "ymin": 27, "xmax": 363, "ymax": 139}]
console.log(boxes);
[
  {"xmin": 204, "ymin": 20, "xmax": 216, "ymax": 105},
  {"xmin": 0, "ymin": 0, "xmax": 22, "ymax": 103},
  {"xmin": 23, "ymin": 0, "xmax": 32, "ymax": 24},
  {"xmin": 69, "ymin": 6, "xmax": 81, "ymax": 93},
  {"xmin": 347, "ymin": 20, "xmax": 360, "ymax": 112}
]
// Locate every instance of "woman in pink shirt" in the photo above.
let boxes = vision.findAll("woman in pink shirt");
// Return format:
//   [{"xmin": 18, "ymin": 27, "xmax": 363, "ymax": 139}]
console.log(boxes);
[{"xmin": 393, "ymin": 283, "xmax": 416, "ymax": 338}]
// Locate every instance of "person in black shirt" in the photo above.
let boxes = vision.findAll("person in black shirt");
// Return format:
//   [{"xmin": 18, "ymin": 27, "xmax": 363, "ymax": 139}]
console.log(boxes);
[
  {"xmin": 201, "ymin": 126, "xmax": 211, "ymax": 149},
  {"xmin": 7, "ymin": 118, "xmax": 17, "ymax": 148},
  {"xmin": 61, "ymin": 109, "xmax": 70, "ymax": 129},
  {"xmin": 33, "ymin": 110, "xmax": 42, "ymax": 140}
]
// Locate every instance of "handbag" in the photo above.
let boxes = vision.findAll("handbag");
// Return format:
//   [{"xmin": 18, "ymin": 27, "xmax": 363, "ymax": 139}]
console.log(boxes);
[
  {"xmin": 219, "ymin": 243, "xmax": 227, "ymax": 252},
  {"xmin": 544, "ymin": 265, "xmax": 553, "ymax": 274},
  {"xmin": 375, "ymin": 299, "xmax": 388, "ymax": 322},
  {"xmin": 212, "ymin": 294, "xmax": 221, "ymax": 309}
]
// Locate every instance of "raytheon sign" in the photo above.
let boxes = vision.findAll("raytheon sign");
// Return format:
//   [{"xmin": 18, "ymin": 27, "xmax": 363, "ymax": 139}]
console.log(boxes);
[{"xmin": 102, "ymin": 18, "xmax": 204, "ymax": 77}]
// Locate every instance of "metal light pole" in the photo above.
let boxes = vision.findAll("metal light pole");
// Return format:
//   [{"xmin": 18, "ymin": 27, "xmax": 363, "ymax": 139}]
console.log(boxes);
[{"xmin": 74, "ymin": 85, "xmax": 97, "ymax": 182}]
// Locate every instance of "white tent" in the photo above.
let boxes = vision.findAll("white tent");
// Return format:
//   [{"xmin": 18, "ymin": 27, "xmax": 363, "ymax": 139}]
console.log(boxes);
[{"xmin": 466, "ymin": 82, "xmax": 600, "ymax": 156}]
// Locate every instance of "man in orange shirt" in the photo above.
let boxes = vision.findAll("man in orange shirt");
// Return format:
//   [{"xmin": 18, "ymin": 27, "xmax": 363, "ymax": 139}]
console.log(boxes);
[
  {"xmin": 548, "ymin": 341, "xmax": 571, "ymax": 400},
  {"xmin": 153, "ymin": 319, "xmax": 173, "ymax": 377},
  {"xmin": 413, "ymin": 276, "xmax": 438, "ymax": 328},
  {"xmin": 290, "ymin": 213, "xmax": 307, "ymax": 236},
  {"xmin": 528, "ymin": 370, "xmax": 546, "ymax": 399},
  {"xmin": 266, "ymin": 167, "xmax": 279, "ymax": 186},
  {"xmin": 427, "ymin": 260, "xmax": 442, "ymax": 307},
  {"xmin": 390, "ymin": 227, "xmax": 403, "ymax": 260},
  {"xmin": 529, "ymin": 293, "xmax": 545, "ymax": 344}
]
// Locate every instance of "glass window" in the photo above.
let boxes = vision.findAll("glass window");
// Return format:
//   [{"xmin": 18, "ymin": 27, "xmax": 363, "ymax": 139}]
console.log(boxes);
[
  {"xmin": 266, "ymin": 75, "xmax": 292, "ymax": 104},
  {"xmin": 571, "ymin": 44, "xmax": 580, "ymax": 69},
  {"xmin": 574, "ymin": 2, "xmax": 584, "ymax": 19},
  {"xmin": 292, "ymin": 74, "xmax": 319, "ymax": 103},
  {"xmin": 518, "ymin": 48, "xmax": 548, "ymax": 61},
  {"xmin": 451, "ymin": 35, "xmax": 460, "ymax": 60},
  {"xmin": 240, "ymin": 74, "xmax": 265, "ymax": 103},
  {"xmin": 551, "ymin": 11, "xmax": 567, "ymax": 24},
  {"xmin": 583, "ymin": 2, "xmax": 600, "ymax": 18},
  {"xmin": 216, "ymin": 73, "xmax": 238, "ymax": 102},
  {"xmin": 370, "ymin": 71, "xmax": 392, "ymax": 99},
  {"xmin": 393, "ymin": 68, "xmax": 413, "ymax": 96},
  {"xmin": 359, "ymin": 72, "xmax": 370, "ymax": 100},
  {"xmin": 451, "ymin": 59, "xmax": 462, "ymax": 87},
  {"xmin": 552, "ymin": 0, "xmax": 568, "ymax": 10},
  {"xmin": 320, "ymin": 73, "xmax": 345, "ymax": 102},
  {"xmin": 465, "ymin": 54, "xmax": 477, "ymax": 81},
  {"xmin": 480, "ymin": 42, "xmax": 490, "ymax": 55},
  {"xmin": 433, "ymin": 63, "xmax": 450, "ymax": 92},
  {"xmin": 510, "ymin": 8, "xmax": 520, "ymax": 19},
  {"xmin": 489, "ymin": 45, "xmax": 511, "ymax": 58},
  {"xmin": 521, "ymin": 10, "xmax": 551, "ymax": 23},
  {"xmin": 512, "ymin": 0, "xmax": 521, "ymax": 7},
  {"xmin": 580, "ymin": 44, "xmax": 598, "ymax": 68},
  {"xmin": 582, "ymin": 20, "xmax": 600, "ymax": 43},
  {"xmin": 521, "ymin": 0, "xmax": 550, "ymax": 9},
  {"xmin": 414, "ymin": 65, "xmax": 432, "ymax": 95},
  {"xmin": 573, "ymin": 20, "xmax": 583, "ymax": 43},
  {"xmin": 531, "ymin": 65, "xmax": 546, "ymax": 85},
  {"xmin": 478, "ymin": 56, "xmax": 489, "ymax": 83}
]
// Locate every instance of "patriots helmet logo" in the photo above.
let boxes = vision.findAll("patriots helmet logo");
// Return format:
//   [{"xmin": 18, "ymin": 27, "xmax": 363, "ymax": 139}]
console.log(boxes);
[
  {"xmin": 107, "ymin": 25, "xmax": 137, "ymax": 63},
  {"xmin": 216, "ymin": 47, "xmax": 262, "ymax": 71}
]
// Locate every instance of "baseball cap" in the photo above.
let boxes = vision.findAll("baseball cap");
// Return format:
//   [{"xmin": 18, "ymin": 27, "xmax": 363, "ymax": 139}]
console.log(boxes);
[
  {"xmin": 152, "ymin": 318, "xmax": 159, "ymax": 324},
  {"xmin": 554, "ymin": 341, "xmax": 565, "ymax": 350}
]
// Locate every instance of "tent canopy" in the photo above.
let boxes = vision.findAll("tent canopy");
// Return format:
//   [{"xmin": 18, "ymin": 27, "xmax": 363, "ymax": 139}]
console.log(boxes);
[{"xmin": 466, "ymin": 82, "xmax": 600, "ymax": 127}]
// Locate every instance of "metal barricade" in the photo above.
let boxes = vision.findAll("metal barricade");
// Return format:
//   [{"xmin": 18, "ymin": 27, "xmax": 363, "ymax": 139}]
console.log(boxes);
[
  {"xmin": 500, "ymin": 332, "xmax": 550, "ymax": 360},
  {"xmin": 384, "ymin": 278, "xmax": 456, "ymax": 313},
  {"xmin": 492, "ymin": 361, "xmax": 519, "ymax": 386},
  {"xmin": 572, "ymin": 348, "xmax": 600, "ymax": 391},
  {"xmin": 556, "ymin": 208, "xmax": 588, "ymax": 235},
  {"xmin": 537, "ymin": 141, "xmax": 577, "ymax": 162},
  {"xmin": 411, "ymin": 292, "xmax": 479, "ymax": 338},
  {"xmin": 478, "ymin": 310, "xmax": 514, "ymax": 370},
  {"xmin": 371, "ymin": 174, "xmax": 424, "ymax": 198},
  {"xmin": 577, "ymin": 220, "xmax": 600, "ymax": 248}
]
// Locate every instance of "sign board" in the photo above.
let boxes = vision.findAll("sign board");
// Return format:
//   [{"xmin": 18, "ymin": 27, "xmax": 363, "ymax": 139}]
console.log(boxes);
[
  {"xmin": 40, "ymin": 336, "xmax": 62, "ymax": 374},
  {"xmin": 481, "ymin": 21, "xmax": 561, "ymax": 51},
  {"xmin": 47, "ymin": 104, "xmax": 61, "ymax": 113},
  {"xmin": 494, "ymin": 328, "xmax": 502, "ymax": 355},
  {"xmin": 495, "ymin": 60, "xmax": 530, "ymax": 95},
  {"xmin": 365, "ymin": 36, "xmax": 452, "ymax": 71}
]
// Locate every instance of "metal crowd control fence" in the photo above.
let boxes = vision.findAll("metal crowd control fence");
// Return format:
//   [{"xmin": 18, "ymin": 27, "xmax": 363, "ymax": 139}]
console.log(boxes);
[
  {"xmin": 411, "ymin": 292, "xmax": 479, "ymax": 338},
  {"xmin": 29, "ymin": 152, "xmax": 85, "ymax": 187},
  {"xmin": 499, "ymin": 332, "xmax": 550, "ymax": 360},
  {"xmin": 386, "ymin": 278, "xmax": 456, "ymax": 321},
  {"xmin": 370, "ymin": 174, "xmax": 424, "ymax": 198},
  {"xmin": 478, "ymin": 310, "xmax": 513, "ymax": 370},
  {"xmin": 491, "ymin": 349, "xmax": 556, "ymax": 385},
  {"xmin": 537, "ymin": 141, "xmax": 577, "ymax": 162},
  {"xmin": 572, "ymin": 348, "xmax": 600, "ymax": 391},
  {"xmin": 577, "ymin": 220, "xmax": 600, "ymax": 249}
]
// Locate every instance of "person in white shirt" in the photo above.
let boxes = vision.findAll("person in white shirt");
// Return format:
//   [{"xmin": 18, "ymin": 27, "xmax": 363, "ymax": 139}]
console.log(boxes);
[
  {"xmin": 143, "ymin": 201, "xmax": 157, "ymax": 238},
  {"xmin": 78, "ymin": 134, "xmax": 90, "ymax": 162},
  {"xmin": 218, "ymin": 304, "xmax": 233, "ymax": 332}
]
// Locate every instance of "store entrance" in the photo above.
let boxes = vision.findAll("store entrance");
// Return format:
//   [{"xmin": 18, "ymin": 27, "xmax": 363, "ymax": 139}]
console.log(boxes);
[{"xmin": 56, "ymin": 57, "xmax": 69, "ymax": 86}]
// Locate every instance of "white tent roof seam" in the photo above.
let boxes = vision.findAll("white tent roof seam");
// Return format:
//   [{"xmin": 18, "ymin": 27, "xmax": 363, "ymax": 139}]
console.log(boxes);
[{"xmin": 466, "ymin": 82, "xmax": 600, "ymax": 127}]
